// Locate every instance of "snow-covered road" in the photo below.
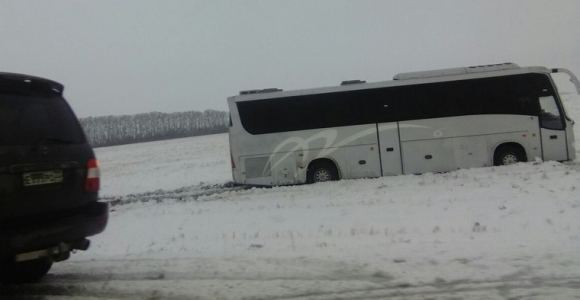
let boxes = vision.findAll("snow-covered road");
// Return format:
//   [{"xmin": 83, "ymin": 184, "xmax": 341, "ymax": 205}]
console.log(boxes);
[{"xmin": 6, "ymin": 257, "xmax": 580, "ymax": 299}]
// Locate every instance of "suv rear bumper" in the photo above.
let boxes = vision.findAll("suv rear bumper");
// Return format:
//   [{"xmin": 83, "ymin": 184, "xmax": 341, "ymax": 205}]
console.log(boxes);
[{"xmin": 0, "ymin": 202, "xmax": 108, "ymax": 257}]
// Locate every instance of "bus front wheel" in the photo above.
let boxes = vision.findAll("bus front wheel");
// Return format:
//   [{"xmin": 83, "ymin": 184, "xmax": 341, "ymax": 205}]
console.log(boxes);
[
  {"xmin": 307, "ymin": 161, "xmax": 339, "ymax": 184},
  {"xmin": 494, "ymin": 146, "xmax": 525, "ymax": 166}
]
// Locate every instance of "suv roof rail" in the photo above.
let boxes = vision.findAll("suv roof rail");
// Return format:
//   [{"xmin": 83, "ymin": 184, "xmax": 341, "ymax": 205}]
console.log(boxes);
[{"xmin": 393, "ymin": 62, "xmax": 520, "ymax": 80}]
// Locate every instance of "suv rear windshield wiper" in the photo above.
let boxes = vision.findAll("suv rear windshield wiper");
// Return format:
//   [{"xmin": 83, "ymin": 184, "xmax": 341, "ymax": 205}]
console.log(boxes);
[
  {"xmin": 40, "ymin": 136, "xmax": 75, "ymax": 144},
  {"xmin": 33, "ymin": 136, "xmax": 75, "ymax": 147}
]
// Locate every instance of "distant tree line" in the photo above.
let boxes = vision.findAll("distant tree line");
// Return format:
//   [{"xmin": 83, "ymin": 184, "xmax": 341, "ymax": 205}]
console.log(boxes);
[{"xmin": 79, "ymin": 110, "xmax": 229, "ymax": 147}]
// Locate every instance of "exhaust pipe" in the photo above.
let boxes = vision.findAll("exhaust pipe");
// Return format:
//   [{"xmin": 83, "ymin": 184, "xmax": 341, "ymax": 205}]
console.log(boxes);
[{"xmin": 71, "ymin": 239, "xmax": 91, "ymax": 251}]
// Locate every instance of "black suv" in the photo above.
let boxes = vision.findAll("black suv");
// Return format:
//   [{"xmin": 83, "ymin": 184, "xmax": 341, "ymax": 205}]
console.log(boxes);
[{"xmin": 0, "ymin": 72, "xmax": 108, "ymax": 284}]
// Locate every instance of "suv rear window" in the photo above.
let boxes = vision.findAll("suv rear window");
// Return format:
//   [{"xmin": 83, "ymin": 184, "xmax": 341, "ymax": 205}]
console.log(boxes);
[{"xmin": 0, "ymin": 95, "xmax": 86, "ymax": 146}]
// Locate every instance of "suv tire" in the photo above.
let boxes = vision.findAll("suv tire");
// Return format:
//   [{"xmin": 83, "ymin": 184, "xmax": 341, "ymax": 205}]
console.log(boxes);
[{"xmin": 0, "ymin": 257, "xmax": 52, "ymax": 284}]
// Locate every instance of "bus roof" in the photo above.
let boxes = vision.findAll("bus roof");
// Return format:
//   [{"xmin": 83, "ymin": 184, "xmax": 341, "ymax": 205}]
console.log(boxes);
[
  {"xmin": 230, "ymin": 63, "xmax": 552, "ymax": 102},
  {"xmin": 392, "ymin": 62, "xmax": 520, "ymax": 80}
]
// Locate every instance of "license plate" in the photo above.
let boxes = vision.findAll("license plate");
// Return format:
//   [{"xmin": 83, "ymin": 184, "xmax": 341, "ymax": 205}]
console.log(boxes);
[{"xmin": 22, "ymin": 170, "xmax": 64, "ymax": 186}]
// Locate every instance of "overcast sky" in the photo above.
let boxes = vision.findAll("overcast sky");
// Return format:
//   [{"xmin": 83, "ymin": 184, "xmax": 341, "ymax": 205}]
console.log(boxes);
[{"xmin": 1, "ymin": 0, "xmax": 579, "ymax": 117}]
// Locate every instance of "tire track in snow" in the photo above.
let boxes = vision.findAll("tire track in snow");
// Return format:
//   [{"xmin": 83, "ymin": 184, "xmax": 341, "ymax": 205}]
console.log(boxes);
[
  {"xmin": 3, "ymin": 274, "xmax": 580, "ymax": 300},
  {"xmin": 99, "ymin": 182, "xmax": 251, "ymax": 207},
  {"xmin": 4, "ymin": 257, "xmax": 580, "ymax": 300},
  {"xmin": 271, "ymin": 277, "xmax": 580, "ymax": 300}
]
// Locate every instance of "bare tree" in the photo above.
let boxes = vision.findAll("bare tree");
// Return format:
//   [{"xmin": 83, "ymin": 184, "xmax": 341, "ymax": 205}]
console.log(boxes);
[{"xmin": 79, "ymin": 110, "xmax": 229, "ymax": 147}]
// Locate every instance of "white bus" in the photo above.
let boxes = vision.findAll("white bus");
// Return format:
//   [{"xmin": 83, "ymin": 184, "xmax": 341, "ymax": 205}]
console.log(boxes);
[{"xmin": 228, "ymin": 63, "xmax": 580, "ymax": 186}]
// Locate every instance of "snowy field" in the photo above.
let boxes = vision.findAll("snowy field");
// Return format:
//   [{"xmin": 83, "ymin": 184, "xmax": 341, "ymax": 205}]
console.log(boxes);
[{"xmin": 4, "ymin": 96, "xmax": 580, "ymax": 299}]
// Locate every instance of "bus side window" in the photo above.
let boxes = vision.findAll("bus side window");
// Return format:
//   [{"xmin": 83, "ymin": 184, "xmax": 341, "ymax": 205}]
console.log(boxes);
[{"xmin": 539, "ymin": 96, "xmax": 564, "ymax": 130}]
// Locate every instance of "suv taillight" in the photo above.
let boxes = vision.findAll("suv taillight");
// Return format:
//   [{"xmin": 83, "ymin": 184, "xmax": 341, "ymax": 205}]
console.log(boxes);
[{"xmin": 85, "ymin": 158, "xmax": 100, "ymax": 192}]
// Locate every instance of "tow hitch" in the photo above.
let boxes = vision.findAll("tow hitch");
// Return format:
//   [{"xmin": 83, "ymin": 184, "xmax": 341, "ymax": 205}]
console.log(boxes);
[{"xmin": 14, "ymin": 239, "xmax": 91, "ymax": 262}]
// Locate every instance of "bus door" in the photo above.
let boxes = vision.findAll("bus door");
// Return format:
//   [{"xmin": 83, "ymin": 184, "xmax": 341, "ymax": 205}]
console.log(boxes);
[
  {"xmin": 377, "ymin": 122, "xmax": 403, "ymax": 176},
  {"xmin": 539, "ymin": 95, "xmax": 570, "ymax": 161}
]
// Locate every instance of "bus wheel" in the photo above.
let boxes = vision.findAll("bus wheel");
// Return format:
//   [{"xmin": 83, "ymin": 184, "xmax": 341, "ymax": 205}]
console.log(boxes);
[
  {"xmin": 307, "ymin": 161, "xmax": 339, "ymax": 183},
  {"xmin": 494, "ymin": 146, "xmax": 525, "ymax": 166}
]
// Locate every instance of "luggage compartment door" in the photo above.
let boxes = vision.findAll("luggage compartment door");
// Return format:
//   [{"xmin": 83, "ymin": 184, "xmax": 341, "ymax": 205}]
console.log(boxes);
[{"xmin": 377, "ymin": 122, "xmax": 403, "ymax": 176}]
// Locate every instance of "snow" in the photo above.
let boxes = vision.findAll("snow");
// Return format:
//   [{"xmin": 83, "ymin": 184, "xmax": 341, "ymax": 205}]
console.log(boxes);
[
  {"xmin": 72, "ymin": 159, "xmax": 580, "ymax": 299},
  {"xmin": 96, "ymin": 134, "xmax": 230, "ymax": 197},
  {"xmin": 5, "ymin": 95, "xmax": 580, "ymax": 299}
]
